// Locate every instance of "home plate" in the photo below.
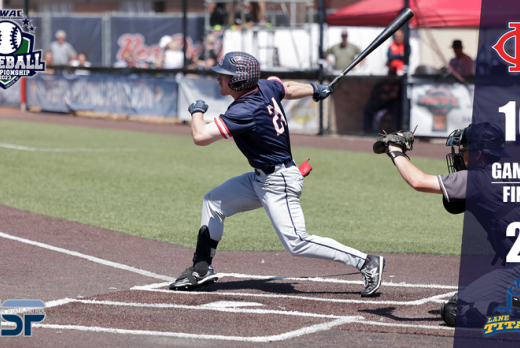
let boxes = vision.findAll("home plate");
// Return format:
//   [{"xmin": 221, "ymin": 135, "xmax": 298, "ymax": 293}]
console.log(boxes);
[{"xmin": 198, "ymin": 301, "xmax": 265, "ymax": 309}]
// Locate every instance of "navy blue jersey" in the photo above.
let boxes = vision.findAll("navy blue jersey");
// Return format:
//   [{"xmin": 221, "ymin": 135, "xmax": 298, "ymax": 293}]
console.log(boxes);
[{"xmin": 214, "ymin": 77, "xmax": 293, "ymax": 170}]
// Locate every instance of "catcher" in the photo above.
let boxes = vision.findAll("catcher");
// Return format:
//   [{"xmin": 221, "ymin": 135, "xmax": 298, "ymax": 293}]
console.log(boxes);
[{"xmin": 374, "ymin": 123, "xmax": 520, "ymax": 327}]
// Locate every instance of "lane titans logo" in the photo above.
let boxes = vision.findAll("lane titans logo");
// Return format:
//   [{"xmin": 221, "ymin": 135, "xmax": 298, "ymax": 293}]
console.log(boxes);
[
  {"xmin": 492, "ymin": 22, "xmax": 520, "ymax": 72},
  {"xmin": 483, "ymin": 279, "xmax": 520, "ymax": 336},
  {"xmin": 0, "ymin": 10, "xmax": 45, "ymax": 90}
]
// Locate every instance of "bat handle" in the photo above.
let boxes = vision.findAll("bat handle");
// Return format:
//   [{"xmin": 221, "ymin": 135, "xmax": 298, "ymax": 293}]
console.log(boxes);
[
  {"xmin": 329, "ymin": 71, "xmax": 346, "ymax": 89},
  {"xmin": 328, "ymin": 76, "xmax": 340, "ymax": 89}
]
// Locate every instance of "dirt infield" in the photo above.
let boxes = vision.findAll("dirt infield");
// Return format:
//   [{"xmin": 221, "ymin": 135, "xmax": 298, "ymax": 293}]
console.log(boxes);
[
  {"xmin": 0, "ymin": 107, "xmax": 459, "ymax": 347},
  {"xmin": 0, "ymin": 205, "xmax": 459, "ymax": 347}
]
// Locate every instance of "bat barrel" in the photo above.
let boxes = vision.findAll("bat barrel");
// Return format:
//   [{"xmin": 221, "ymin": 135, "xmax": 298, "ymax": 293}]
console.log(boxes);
[{"xmin": 328, "ymin": 8, "xmax": 414, "ymax": 89}]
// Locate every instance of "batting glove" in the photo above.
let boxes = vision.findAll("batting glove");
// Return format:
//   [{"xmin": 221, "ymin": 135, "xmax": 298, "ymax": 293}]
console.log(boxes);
[
  {"xmin": 310, "ymin": 83, "xmax": 333, "ymax": 102},
  {"xmin": 188, "ymin": 100, "xmax": 208, "ymax": 115}
]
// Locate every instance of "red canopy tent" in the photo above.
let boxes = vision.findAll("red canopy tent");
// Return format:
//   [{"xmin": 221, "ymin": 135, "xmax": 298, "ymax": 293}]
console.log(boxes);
[{"xmin": 326, "ymin": 0, "xmax": 482, "ymax": 28}]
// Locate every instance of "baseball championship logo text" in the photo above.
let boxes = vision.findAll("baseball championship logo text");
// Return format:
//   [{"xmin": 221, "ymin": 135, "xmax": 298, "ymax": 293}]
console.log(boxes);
[{"xmin": 0, "ymin": 10, "xmax": 45, "ymax": 90}]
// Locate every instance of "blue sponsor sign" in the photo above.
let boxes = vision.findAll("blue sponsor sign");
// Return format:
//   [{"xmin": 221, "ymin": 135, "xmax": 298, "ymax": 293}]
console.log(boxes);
[{"xmin": 27, "ymin": 73, "xmax": 178, "ymax": 117}]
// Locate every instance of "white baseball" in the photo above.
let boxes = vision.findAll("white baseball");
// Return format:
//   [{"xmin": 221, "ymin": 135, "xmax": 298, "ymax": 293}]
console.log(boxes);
[{"xmin": 0, "ymin": 21, "xmax": 22, "ymax": 55}]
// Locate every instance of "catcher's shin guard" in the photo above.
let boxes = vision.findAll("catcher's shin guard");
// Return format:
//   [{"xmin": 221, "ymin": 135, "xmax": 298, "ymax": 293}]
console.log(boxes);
[{"xmin": 192, "ymin": 225, "xmax": 219, "ymax": 276}]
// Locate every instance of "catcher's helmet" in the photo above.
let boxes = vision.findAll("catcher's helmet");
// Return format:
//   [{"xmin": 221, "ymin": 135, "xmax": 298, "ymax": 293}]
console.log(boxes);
[
  {"xmin": 446, "ymin": 122, "xmax": 510, "ymax": 173},
  {"xmin": 211, "ymin": 52, "xmax": 260, "ymax": 91}
]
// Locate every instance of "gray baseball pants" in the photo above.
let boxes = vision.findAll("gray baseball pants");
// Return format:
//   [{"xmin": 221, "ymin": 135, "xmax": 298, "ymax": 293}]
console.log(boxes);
[{"xmin": 200, "ymin": 162, "xmax": 368, "ymax": 270}]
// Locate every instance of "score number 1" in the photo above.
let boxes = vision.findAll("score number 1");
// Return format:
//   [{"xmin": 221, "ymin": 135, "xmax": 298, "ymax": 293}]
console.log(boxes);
[{"xmin": 500, "ymin": 101, "xmax": 518, "ymax": 141}]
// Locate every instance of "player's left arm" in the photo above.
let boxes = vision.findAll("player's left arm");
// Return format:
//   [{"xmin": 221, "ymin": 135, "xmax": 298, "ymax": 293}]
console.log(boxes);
[
  {"xmin": 191, "ymin": 114, "xmax": 222, "ymax": 146},
  {"xmin": 388, "ymin": 143, "xmax": 442, "ymax": 194},
  {"xmin": 188, "ymin": 100, "xmax": 222, "ymax": 146},
  {"xmin": 283, "ymin": 81, "xmax": 313, "ymax": 99},
  {"xmin": 283, "ymin": 81, "xmax": 332, "ymax": 102}
]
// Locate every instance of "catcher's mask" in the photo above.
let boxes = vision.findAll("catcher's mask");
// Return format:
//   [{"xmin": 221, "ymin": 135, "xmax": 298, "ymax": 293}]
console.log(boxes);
[
  {"xmin": 211, "ymin": 52, "xmax": 260, "ymax": 92},
  {"xmin": 446, "ymin": 123, "xmax": 510, "ymax": 173}
]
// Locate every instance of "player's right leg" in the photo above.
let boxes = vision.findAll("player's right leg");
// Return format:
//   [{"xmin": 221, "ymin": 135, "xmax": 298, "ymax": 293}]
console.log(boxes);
[
  {"xmin": 170, "ymin": 172, "xmax": 262, "ymax": 291},
  {"xmin": 256, "ymin": 165, "xmax": 385, "ymax": 296}
]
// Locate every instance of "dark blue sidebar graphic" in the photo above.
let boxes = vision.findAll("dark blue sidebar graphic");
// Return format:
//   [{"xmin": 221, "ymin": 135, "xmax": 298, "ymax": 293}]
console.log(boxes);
[{"xmin": 454, "ymin": 1, "xmax": 520, "ymax": 347}]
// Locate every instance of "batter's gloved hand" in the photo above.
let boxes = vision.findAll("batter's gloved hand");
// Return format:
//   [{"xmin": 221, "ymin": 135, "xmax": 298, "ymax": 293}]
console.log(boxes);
[
  {"xmin": 188, "ymin": 100, "xmax": 208, "ymax": 115},
  {"xmin": 310, "ymin": 83, "xmax": 333, "ymax": 102}
]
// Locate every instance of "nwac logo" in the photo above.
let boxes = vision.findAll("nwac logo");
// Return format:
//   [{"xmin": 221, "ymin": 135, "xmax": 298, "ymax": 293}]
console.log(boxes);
[
  {"xmin": 0, "ymin": 10, "xmax": 45, "ymax": 90},
  {"xmin": 492, "ymin": 22, "xmax": 520, "ymax": 73}
]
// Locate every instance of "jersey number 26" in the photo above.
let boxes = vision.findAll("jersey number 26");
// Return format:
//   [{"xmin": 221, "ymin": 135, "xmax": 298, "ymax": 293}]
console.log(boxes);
[{"xmin": 267, "ymin": 97, "xmax": 287, "ymax": 136}]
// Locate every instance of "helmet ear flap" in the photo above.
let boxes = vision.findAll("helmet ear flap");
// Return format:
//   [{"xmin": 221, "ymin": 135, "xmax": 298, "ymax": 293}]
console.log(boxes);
[{"xmin": 228, "ymin": 78, "xmax": 244, "ymax": 91}]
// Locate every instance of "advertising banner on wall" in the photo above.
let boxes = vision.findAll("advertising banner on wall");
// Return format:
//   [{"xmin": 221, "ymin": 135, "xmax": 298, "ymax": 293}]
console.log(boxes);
[
  {"xmin": 26, "ymin": 73, "xmax": 178, "ymax": 117},
  {"xmin": 410, "ymin": 83, "xmax": 474, "ymax": 137},
  {"xmin": 110, "ymin": 15, "xmax": 205, "ymax": 67},
  {"xmin": 283, "ymin": 97, "xmax": 319, "ymax": 133}
]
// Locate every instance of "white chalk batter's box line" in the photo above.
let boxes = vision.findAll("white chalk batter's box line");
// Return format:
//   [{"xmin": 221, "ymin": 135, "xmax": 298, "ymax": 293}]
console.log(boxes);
[
  {"xmin": 132, "ymin": 282, "xmax": 456, "ymax": 306},
  {"xmin": 0, "ymin": 231, "xmax": 458, "ymax": 292},
  {"xmin": 0, "ymin": 231, "xmax": 457, "ymax": 341},
  {"xmin": 0, "ymin": 230, "xmax": 457, "ymax": 305},
  {"xmin": 0, "ymin": 316, "xmax": 455, "ymax": 343},
  {"xmin": 218, "ymin": 272, "xmax": 458, "ymax": 289},
  {"xmin": 1, "ymin": 296, "xmax": 454, "ymax": 342}
]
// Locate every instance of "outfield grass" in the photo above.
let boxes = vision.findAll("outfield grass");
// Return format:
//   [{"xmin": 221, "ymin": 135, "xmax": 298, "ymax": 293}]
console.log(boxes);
[{"xmin": 0, "ymin": 119, "xmax": 463, "ymax": 255}]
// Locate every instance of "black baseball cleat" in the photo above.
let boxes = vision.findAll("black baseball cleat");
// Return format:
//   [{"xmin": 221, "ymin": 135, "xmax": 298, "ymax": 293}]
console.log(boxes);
[
  {"xmin": 360, "ymin": 255, "xmax": 386, "ymax": 297},
  {"xmin": 169, "ymin": 265, "xmax": 218, "ymax": 291}
]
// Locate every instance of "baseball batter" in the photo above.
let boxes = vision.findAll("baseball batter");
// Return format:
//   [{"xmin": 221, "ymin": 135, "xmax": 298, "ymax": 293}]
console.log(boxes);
[
  {"xmin": 169, "ymin": 52, "xmax": 386, "ymax": 297},
  {"xmin": 377, "ymin": 123, "xmax": 520, "ymax": 327}
]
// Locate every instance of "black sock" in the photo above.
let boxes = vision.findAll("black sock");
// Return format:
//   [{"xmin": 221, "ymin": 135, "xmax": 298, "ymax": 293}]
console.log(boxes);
[{"xmin": 194, "ymin": 261, "xmax": 209, "ymax": 276}]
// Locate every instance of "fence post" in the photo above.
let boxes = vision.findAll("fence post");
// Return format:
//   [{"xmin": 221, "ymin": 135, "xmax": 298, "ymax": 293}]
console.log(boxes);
[
  {"xmin": 102, "ymin": 13, "xmax": 111, "ymax": 67},
  {"xmin": 20, "ymin": 78, "xmax": 26, "ymax": 112}
]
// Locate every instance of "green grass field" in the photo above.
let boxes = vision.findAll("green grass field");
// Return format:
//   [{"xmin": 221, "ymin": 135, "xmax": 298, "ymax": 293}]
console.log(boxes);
[{"xmin": 0, "ymin": 119, "xmax": 463, "ymax": 255}]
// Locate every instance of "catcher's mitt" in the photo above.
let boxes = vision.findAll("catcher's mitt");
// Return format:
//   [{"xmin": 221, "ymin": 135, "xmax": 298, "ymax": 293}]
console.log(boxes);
[{"xmin": 373, "ymin": 129, "xmax": 415, "ymax": 155}]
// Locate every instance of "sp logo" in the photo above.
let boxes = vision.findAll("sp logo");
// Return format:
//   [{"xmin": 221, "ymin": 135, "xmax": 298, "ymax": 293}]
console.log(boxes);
[
  {"xmin": 0, "ymin": 300, "xmax": 46, "ymax": 337},
  {"xmin": 492, "ymin": 22, "xmax": 520, "ymax": 72}
]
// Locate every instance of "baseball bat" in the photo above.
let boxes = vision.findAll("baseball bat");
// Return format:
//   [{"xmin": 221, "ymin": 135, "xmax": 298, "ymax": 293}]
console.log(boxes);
[{"xmin": 328, "ymin": 8, "xmax": 415, "ymax": 89}]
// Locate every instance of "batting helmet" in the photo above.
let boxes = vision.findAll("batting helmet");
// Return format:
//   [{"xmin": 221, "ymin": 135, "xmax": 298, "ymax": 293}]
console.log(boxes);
[
  {"xmin": 446, "ymin": 122, "xmax": 510, "ymax": 173},
  {"xmin": 211, "ymin": 52, "xmax": 260, "ymax": 91}
]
